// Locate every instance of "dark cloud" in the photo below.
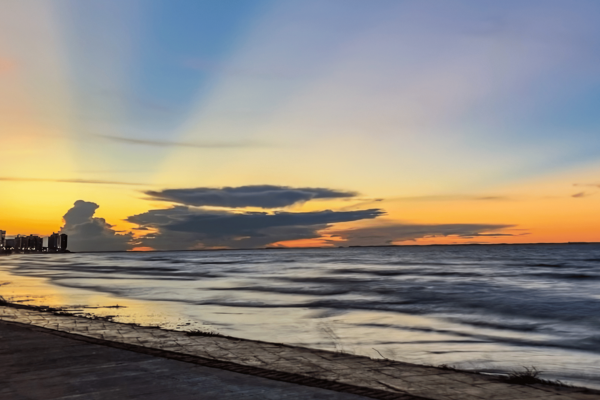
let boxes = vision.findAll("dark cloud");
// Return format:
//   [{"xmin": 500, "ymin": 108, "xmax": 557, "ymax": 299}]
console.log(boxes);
[
  {"xmin": 60, "ymin": 200, "xmax": 133, "ymax": 252},
  {"xmin": 144, "ymin": 185, "xmax": 358, "ymax": 209},
  {"xmin": 95, "ymin": 134, "xmax": 261, "ymax": 149},
  {"xmin": 326, "ymin": 223, "xmax": 517, "ymax": 246},
  {"xmin": 127, "ymin": 206, "xmax": 384, "ymax": 250},
  {"xmin": 0, "ymin": 177, "xmax": 143, "ymax": 186}
]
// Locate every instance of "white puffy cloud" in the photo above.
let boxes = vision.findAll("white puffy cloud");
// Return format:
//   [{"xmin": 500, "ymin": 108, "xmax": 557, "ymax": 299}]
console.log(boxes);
[{"xmin": 60, "ymin": 200, "xmax": 133, "ymax": 252}]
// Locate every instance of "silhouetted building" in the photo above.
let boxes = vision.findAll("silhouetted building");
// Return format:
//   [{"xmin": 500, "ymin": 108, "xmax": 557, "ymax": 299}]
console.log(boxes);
[
  {"xmin": 30, "ymin": 235, "xmax": 43, "ymax": 251},
  {"xmin": 0, "ymin": 230, "xmax": 67, "ymax": 253},
  {"xmin": 12, "ymin": 234, "xmax": 42, "ymax": 251},
  {"xmin": 48, "ymin": 232, "xmax": 59, "ymax": 251},
  {"xmin": 14, "ymin": 235, "xmax": 26, "ymax": 250},
  {"xmin": 59, "ymin": 234, "xmax": 68, "ymax": 251},
  {"xmin": 46, "ymin": 232, "xmax": 68, "ymax": 252}
]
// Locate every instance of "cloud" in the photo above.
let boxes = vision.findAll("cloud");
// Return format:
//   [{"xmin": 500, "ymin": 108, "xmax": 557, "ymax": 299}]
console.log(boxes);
[
  {"xmin": 572, "ymin": 192, "xmax": 593, "ymax": 198},
  {"xmin": 572, "ymin": 184, "xmax": 598, "ymax": 198},
  {"xmin": 95, "ymin": 134, "xmax": 262, "ymax": 149},
  {"xmin": 475, "ymin": 196, "xmax": 508, "ymax": 201},
  {"xmin": 325, "ymin": 223, "xmax": 517, "ymax": 246},
  {"xmin": 0, "ymin": 177, "xmax": 143, "ymax": 186},
  {"xmin": 60, "ymin": 200, "xmax": 133, "ymax": 252},
  {"xmin": 144, "ymin": 185, "xmax": 357, "ymax": 209},
  {"xmin": 338, "ymin": 198, "xmax": 384, "ymax": 211},
  {"xmin": 127, "ymin": 206, "xmax": 384, "ymax": 250},
  {"xmin": 387, "ymin": 195, "xmax": 510, "ymax": 202}
]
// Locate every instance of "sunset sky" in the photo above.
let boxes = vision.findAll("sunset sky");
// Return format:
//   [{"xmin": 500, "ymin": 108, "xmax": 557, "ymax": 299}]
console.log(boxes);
[{"xmin": 2, "ymin": 0, "xmax": 600, "ymax": 251}]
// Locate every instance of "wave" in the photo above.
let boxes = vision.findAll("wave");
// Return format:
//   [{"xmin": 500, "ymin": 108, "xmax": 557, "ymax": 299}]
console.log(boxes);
[
  {"xmin": 328, "ymin": 268, "xmax": 490, "ymax": 278},
  {"xmin": 445, "ymin": 318, "xmax": 542, "ymax": 332},
  {"xmin": 4, "ymin": 245, "xmax": 600, "ymax": 362},
  {"xmin": 209, "ymin": 286, "xmax": 353, "ymax": 296},
  {"xmin": 360, "ymin": 322, "xmax": 600, "ymax": 354},
  {"xmin": 523, "ymin": 263, "xmax": 566, "ymax": 268},
  {"xmin": 528, "ymin": 273, "xmax": 600, "ymax": 280}
]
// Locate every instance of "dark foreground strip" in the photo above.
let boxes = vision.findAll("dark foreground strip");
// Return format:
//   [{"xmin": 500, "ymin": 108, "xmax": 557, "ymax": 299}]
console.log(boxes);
[{"xmin": 0, "ymin": 319, "xmax": 429, "ymax": 400}]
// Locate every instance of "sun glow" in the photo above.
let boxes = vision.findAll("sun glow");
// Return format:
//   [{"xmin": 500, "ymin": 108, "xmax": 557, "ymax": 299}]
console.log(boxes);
[{"xmin": 2, "ymin": 1, "xmax": 600, "ymax": 250}]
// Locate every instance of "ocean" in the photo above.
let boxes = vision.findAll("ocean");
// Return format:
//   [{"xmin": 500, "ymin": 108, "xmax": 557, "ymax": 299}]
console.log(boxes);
[{"xmin": 1, "ymin": 244, "xmax": 599, "ymax": 388}]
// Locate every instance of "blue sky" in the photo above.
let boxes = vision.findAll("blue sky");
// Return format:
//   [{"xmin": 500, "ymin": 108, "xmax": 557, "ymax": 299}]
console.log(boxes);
[{"xmin": 55, "ymin": 0, "xmax": 600, "ymax": 180}]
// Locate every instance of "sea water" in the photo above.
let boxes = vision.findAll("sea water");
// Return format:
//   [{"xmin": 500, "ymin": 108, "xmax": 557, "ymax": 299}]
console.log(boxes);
[{"xmin": 1, "ymin": 244, "xmax": 599, "ymax": 388}]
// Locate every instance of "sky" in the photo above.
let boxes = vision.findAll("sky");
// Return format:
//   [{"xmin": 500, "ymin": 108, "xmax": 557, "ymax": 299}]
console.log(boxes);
[{"xmin": 1, "ymin": 0, "xmax": 600, "ymax": 251}]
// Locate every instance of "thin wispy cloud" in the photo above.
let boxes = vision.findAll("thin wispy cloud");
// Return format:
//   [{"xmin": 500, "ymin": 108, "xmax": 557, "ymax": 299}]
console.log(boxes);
[
  {"xmin": 95, "ymin": 134, "xmax": 264, "ymax": 149},
  {"xmin": 0, "ymin": 177, "xmax": 144, "ymax": 186},
  {"xmin": 574, "ymin": 183, "xmax": 600, "ymax": 188},
  {"xmin": 386, "ymin": 195, "xmax": 510, "ymax": 202},
  {"xmin": 572, "ymin": 184, "xmax": 599, "ymax": 198},
  {"xmin": 325, "ymin": 223, "xmax": 519, "ymax": 247},
  {"xmin": 338, "ymin": 199, "xmax": 384, "ymax": 211},
  {"xmin": 572, "ymin": 192, "xmax": 593, "ymax": 198}
]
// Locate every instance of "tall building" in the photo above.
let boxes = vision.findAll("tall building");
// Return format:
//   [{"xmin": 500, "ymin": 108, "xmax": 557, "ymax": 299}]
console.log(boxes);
[
  {"xmin": 0, "ymin": 231, "xmax": 66, "ymax": 253},
  {"xmin": 13, "ymin": 235, "xmax": 42, "ymax": 251},
  {"xmin": 48, "ymin": 232, "xmax": 59, "ymax": 251},
  {"xmin": 14, "ymin": 235, "xmax": 24, "ymax": 251},
  {"xmin": 29, "ymin": 235, "xmax": 43, "ymax": 251},
  {"xmin": 59, "ymin": 234, "xmax": 68, "ymax": 251}
]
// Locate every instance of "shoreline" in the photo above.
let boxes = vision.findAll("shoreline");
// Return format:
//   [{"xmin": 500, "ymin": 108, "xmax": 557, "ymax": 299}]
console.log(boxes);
[
  {"xmin": 1, "ymin": 301, "xmax": 599, "ymax": 400},
  {"xmin": 2, "ymin": 241, "xmax": 598, "ymax": 255}
]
